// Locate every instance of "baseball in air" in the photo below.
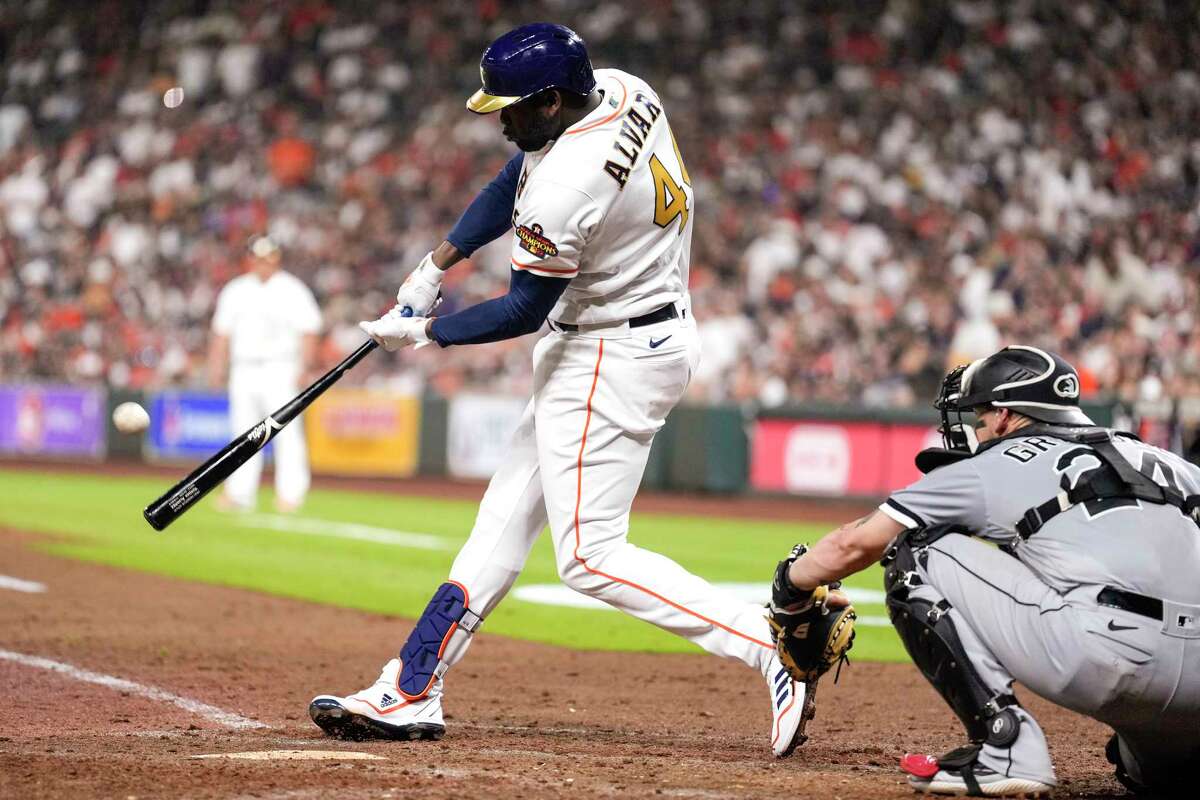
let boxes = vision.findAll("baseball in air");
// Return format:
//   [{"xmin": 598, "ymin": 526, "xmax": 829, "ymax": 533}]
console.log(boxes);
[
  {"xmin": 163, "ymin": 86, "xmax": 185, "ymax": 108},
  {"xmin": 112, "ymin": 401, "xmax": 151, "ymax": 434}
]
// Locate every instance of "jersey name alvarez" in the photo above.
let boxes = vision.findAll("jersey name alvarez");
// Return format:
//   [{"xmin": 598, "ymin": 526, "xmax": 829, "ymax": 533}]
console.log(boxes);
[
  {"xmin": 601, "ymin": 88, "xmax": 662, "ymax": 188},
  {"xmin": 508, "ymin": 68, "xmax": 692, "ymax": 325}
]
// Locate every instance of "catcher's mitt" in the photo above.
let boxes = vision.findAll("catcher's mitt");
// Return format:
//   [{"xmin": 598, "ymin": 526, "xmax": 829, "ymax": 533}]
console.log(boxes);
[{"xmin": 768, "ymin": 544, "xmax": 857, "ymax": 684}]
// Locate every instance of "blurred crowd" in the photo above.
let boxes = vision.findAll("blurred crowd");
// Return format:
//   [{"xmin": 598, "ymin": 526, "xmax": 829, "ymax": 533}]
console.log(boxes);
[{"xmin": 2, "ymin": 0, "xmax": 1199, "ymax": 447}]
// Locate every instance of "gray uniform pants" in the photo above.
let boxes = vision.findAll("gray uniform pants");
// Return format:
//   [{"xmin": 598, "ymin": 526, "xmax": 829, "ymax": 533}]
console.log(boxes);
[{"xmin": 912, "ymin": 534, "xmax": 1200, "ymax": 783}]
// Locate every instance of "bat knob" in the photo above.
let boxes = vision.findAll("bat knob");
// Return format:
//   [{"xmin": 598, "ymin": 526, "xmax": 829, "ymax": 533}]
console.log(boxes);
[{"xmin": 400, "ymin": 306, "xmax": 414, "ymax": 317}]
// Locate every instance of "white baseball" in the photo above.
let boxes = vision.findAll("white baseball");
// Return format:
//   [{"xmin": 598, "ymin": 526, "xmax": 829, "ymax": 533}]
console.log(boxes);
[
  {"xmin": 163, "ymin": 86, "xmax": 185, "ymax": 108},
  {"xmin": 112, "ymin": 401, "xmax": 151, "ymax": 434}
]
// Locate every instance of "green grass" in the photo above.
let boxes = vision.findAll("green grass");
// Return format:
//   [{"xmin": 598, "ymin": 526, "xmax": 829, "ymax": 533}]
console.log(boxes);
[{"xmin": 0, "ymin": 468, "xmax": 905, "ymax": 661}]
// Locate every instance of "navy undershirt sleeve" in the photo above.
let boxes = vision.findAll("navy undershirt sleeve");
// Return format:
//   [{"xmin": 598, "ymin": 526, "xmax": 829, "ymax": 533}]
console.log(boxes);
[
  {"xmin": 445, "ymin": 153, "xmax": 523, "ymax": 257},
  {"xmin": 430, "ymin": 268, "xmax": 568, "ymax": 347}
]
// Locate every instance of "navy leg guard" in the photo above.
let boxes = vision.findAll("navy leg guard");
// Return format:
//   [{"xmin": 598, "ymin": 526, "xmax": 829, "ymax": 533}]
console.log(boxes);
[
  {"xmin": 398, "ymin": 581, "xmax": 482, "ymax": 700},
  {"xmin": 882, "ymin": 529, "xmax": 1021, "ymax": 748}
]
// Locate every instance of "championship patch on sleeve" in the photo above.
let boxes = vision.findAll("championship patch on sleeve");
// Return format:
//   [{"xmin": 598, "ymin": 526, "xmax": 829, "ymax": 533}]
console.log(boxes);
[{"xmin": 515, "ymin": 224, "xmax": 559, "ymax": 259}]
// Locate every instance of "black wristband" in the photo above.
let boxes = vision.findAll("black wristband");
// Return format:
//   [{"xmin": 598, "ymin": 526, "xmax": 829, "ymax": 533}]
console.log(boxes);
[{"xmin": 771, "ymin": 544, "xmax": 813, "ymax": 610}]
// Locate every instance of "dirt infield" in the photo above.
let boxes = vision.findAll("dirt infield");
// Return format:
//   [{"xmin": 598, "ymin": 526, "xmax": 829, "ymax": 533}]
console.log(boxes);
[{"xmin": 0, "ymin": 530, "xmax": 1131, "ymax": 799}]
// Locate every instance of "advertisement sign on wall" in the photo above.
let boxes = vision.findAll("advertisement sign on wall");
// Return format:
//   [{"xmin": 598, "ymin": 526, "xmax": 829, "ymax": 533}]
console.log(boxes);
[
  {"xmin": 0, "ymin": 385, "xmax": 105, "ymax": 458},
  {"xmin": 147, "ymin": 391, "xmax": 245, "ymax": 460},
  {"xmin": 750, "ymin": 417, "xmax": 941, "ymax": 497},
  {"xmin": 447, "ymin": 394, "xmax": 527, "ymax": 479},
  {"xmin": 306, "ymin": 388, "xmax": 419, "ymax": 477}
]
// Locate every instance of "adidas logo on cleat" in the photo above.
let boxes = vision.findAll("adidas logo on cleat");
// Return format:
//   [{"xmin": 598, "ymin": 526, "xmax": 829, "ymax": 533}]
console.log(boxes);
[
  {"xmin": 774, "ymin": 668, "xmax": 791, "ymax": 709},
  {"xmin": 379, "ymin": 693, "xmax": 398, "ymax": 709}
]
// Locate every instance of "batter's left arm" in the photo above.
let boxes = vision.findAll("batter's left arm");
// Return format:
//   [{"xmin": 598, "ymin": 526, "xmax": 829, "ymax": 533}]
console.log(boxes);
[
  {"xmin": 426, "ymin": 269, "xmax": 568, "ymax": 346},
  {"xmin": 363, "ymin": 269, "xmax": 569, "ymax": 352}
]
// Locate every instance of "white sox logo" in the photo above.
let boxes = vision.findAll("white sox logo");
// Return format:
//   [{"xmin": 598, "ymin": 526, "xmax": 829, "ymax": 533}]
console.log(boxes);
[
  {"xmin": 1053, "ymin": 374, "xmax": 1080, "ymax": 399},
  {"xmin": 247, "ymin": 416, "xmax": 283, "ymax": 449}
]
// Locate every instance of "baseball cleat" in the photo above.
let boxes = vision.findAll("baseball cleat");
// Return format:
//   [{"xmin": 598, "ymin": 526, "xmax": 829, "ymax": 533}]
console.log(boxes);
[
  {"xmin": 767, "ymin": 656, "xmax": 815, "ymax": 757},
  {"xmin": 902, "ymin": 753, "xmax": 1053, "ymax": 797},
  {"xmin": 309, "ymin": 658, "xmax": 444, "ymax": 742}
]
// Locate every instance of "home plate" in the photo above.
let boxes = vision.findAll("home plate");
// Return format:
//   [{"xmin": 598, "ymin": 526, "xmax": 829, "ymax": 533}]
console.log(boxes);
[{"xmin": 192, "ymin": 750, "xmax": 384, "ymax": 761}]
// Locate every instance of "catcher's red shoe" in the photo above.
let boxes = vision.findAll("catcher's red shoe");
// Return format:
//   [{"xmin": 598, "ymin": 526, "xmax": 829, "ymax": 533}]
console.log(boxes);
[{"xmin": 901, "ymin": 751, "xmax": 1053, "ymax": 797}]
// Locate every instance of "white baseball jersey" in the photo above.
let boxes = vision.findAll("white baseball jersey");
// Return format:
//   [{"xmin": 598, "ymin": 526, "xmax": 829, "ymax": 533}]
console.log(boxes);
[
  {"xmin": 212, "ymin": 270, "xmax": 322, "ymax": 367},
  {"xmin": 212, "ymin": 269, "xmax": 320, "ymax": 511},
  {"xmin": 509, "ymin": 68, "xmax": 693, "ymax": 325}
]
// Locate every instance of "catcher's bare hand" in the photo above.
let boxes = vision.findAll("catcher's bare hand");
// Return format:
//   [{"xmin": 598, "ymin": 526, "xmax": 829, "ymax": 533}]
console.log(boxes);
[{"xmin": 824, "ymin": 588, "xmax": 852, "ymax": 608}]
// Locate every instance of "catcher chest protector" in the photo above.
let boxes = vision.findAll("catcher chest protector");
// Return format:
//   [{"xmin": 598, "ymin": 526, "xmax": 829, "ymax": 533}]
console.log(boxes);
[
  {"xmin": 397, "ymin": 582, "xmax": 482, "ymax": 700},
  {"xmin": 882, "ymin": 526, "xmax": 1020, "ymax": 748},
  {"xmin": 1009, "ymin": 425, "xmax": 1200, "ymax": 538}
]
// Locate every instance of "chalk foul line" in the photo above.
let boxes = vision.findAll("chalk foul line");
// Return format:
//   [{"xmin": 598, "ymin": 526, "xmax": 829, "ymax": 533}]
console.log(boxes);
[
  {"xmin": 0, "ymin": 575, "xmax": 46, "ymax": 593},
  {"xmin": 239, "ymin": 514, "xmax": 452, "ymax": 550},
  {"xmin": 0, "ymin": 649, "xmax": 267, "ymax": 730}
]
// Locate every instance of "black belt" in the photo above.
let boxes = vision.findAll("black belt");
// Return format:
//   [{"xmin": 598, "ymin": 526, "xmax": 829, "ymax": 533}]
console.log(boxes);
[
  {"xmin": 550, "ymin": 304, "xmax": 680, "ymax": 333},
  {"xmin": 1098, "ymin": 587, "xmax": 1163, "ymax": 621}
]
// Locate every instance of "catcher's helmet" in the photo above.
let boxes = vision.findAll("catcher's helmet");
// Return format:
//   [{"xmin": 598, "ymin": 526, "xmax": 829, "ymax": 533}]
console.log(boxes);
[
  {"xmin": 466, "ymin": 23, "xmax": 596, "ymax": 114},
  {"xmin": 935, "ymin": 345, "xmax": 1093, "ymax": 452}
]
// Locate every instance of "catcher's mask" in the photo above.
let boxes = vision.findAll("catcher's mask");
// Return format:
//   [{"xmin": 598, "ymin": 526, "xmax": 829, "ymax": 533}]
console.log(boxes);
[
  {"xmin": 934, "ymin": 364, "xmax": 979, "ymax": 454},
  {"xmin": 935, "ymin": 345, "xmax": 1094, "ymax": 453}
]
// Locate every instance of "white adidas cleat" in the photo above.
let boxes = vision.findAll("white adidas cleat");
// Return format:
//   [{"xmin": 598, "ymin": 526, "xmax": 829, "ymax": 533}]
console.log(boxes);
[
  {"xmin": 767, "ymin": 656, "xmax": 815, "ymax": 757},
  {"xmin": 309, "ymin": 658, "xmax": 444, "ymax": 741}
]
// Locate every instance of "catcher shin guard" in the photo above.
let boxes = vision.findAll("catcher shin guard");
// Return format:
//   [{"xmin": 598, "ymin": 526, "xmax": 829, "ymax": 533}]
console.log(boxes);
[
  {"xmin": 398, "ymin": 581, "xmax": 483, "ymax": 700},
  {"xmin": 882, "ymin": 536, "xmax": 1020, "ymax": 748}
]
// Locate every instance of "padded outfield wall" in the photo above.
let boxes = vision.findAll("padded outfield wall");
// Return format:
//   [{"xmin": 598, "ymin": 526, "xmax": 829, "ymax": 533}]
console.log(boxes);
[{"xmin": 0, "ymin": 383, "xmax": 1116, "ymax": 501}]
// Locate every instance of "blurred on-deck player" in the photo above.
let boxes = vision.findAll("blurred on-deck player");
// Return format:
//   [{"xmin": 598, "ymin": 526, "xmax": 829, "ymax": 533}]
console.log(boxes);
[
  {"xmin": 308, "ymin": 22, "xmax": 819, "ymax": 756},
  {"xmin": 208, "ymin": 235, "xmax": 321, "ymax": 512},
  {"xmin": 768, "ymin": 346, "xmax": 1200, "ymax": 797}
]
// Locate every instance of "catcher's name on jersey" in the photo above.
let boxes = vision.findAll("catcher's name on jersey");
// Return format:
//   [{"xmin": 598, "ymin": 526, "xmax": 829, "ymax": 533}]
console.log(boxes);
[
  {"xmin": 510, "ymin": 68, "xmax": 693, "ymax": 326},
  {"xmin": 880, "ymin": 431, "xmax": 1200, "ymax": 602}
]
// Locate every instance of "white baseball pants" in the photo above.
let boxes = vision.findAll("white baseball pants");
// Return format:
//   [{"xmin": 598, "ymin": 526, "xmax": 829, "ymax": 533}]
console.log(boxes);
[
  {"xmin": 444, "ymin": 310, "xmax": 776, "ymax": 676},
  {"xmin": 225, "ymin": 363, "xmax": 311, "ymax": 509}
]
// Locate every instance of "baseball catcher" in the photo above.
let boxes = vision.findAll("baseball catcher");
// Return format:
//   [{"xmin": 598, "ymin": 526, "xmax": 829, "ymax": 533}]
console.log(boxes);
[{"xmin": 769, "ymin": 345, "xmax": 1200, "ymax": 797}]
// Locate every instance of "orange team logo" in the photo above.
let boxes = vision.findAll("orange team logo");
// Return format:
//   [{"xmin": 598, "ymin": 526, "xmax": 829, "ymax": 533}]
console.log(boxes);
[{"xmin": 515, "ymin": 224, "xmax": 559, "ymax": 259}]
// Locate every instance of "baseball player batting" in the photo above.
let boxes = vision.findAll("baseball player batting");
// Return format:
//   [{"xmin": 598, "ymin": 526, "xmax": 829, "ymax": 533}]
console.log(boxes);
[
  {"xmin": 307, "ymin": 23, "xmax": 823, "ymax": 757},
  {"xmin": 767, "ymin": 345, "xmax": 1200, "ymax": 797}
]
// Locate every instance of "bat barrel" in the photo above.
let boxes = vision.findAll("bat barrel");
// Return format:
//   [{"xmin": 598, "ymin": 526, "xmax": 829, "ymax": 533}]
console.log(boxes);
[
  {"xmin": 145, "ymin": 504, "xmax": 168, "ymax": 531},
  {"xmin": 144, "ymin": 492, "xmax": 191, "ymax": 531},
  {"xmin": 143, "ymin": 436, "xmax": 259, "ymax": 530},
  {"xmin": 141, "ymin": 340, "xmax": 378, "ymax": 531}
]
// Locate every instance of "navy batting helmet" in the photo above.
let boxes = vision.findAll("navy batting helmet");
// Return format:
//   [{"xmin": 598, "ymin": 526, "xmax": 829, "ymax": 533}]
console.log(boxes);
[{"xmin": 466, "ymin": 23, "xmax": 596, "ymax": 114}]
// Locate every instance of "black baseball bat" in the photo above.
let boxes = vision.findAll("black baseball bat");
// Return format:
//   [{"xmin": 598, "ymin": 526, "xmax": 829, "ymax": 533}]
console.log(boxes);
[{"xmin": 143, "ymin": 340, "xmax": 378, "ymax": 531}]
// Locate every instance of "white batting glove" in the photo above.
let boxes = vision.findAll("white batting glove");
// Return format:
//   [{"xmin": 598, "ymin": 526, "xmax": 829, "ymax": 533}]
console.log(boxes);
[
  {"xmin": 359, "ymin": 307, "xmax": 433, "ymax": 352},
  {"xmin": 394, "ymin": 251, "xmax": 444, "ymax": 317}
]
